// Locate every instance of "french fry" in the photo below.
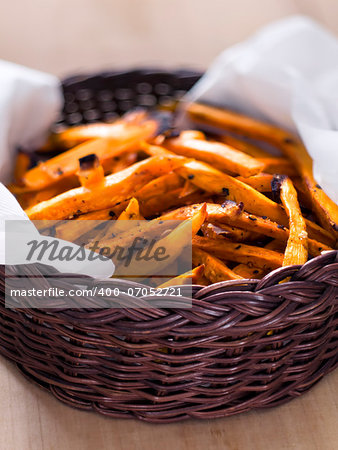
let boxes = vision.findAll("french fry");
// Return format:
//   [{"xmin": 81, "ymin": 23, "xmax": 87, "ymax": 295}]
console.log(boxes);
[
  {"xmin": 56, "ymin": 208, "xmax": 126, "ymax": 244},
  {"xmin": 26, "ymin": 155, "xmax": 187, "ymax": 220},
  {"xmin": 180, "ymin": 130, "xmax": 206, "ymax": 140},
  {"xmin": 108, "ymin": 152, "xmax": 138, "ymax": 174},
  {"xmin": 193, "ymin": 235, "xmax": 284, "ymax": 270},
  {"xmin": 187, "ymin": 103, "xmax": 338, "ymax": 235},
  {"xmin": 52, "ymin": 202, "xmax": 123, "ymax": 242},
  {"xmin": 100, "ymin": 151, "xmax": 139, "ymax": 176},
  {"xmin": 238, "ymin": 173, "xmax": 323, "ymax": 208},
  {"xmin": 166, "ymin": 136, "xmax": 264, "ymax": 177},
  {"xmin": 201, "ymin": 222, "xmax": 261, "ymax": 242},
  {"xmin": 291, "ymin": 177, "xmax": 313, "ymax": 210},
  {"xmin": 152, "ymin": 260, "xmax": 180, "ymax": 287},
  {"xmin": 53, "ymin": 220, "xmax": 97, "ymax": 242},
  {"xmin": 27, "ymin": 183, "xmax": 77, "ymax": 208},
  {"xmin": 277, "ymin": 176, "xmax": 308, "ymax": 266},
  {"xmin": 236, "ymin": 173, "xmax": 274, "ymax": 192},
  {"xmin": 192, "ymin": 248, "xmax": 243, "ymax": 283},
  {"xmin": 139, "ymin": 188, "xmax": 209, "ymax": 218},
  {"xmin": 117, "ymin": 198, "xmax": 144, "ymax": 221},
  {"xmin": 197, "ymin": 276, "xmax": 211, "ymax": 286},
  {"xmin": 100, "ymin": 203, "xmax": 207, "ymax": 254},
  {"xmin": 176, "ymin": 160, "xmax": 287, "ymax": 224},
  {"xmin": 46, "ymin": 109, "xmax": 148, "ymax": 149},
  {"xmin": 15, "ymin": 176, "xmax": 79, "ymax": 209},
  {"xmin": 140, "ymin": 141, "xmax": 174, "ymax": 157},
  {"xmin": 75, "ymin": 208, "xmax": 121, "ymax": 220},
  {"xmin": 258, "ymin": 157, "xmax": 298, "ymax": 177},
  {"xmin": 298, "ymin": 161, "xmax": 338, "ymax": 236},
  {"xmin": 221, "ymin": 134, "xmax": 272, "ymax": 158},
  {"xmin": 112, "ymin": 206, "xmax": 207, "ymax": 278},
  {"xmin": 232, "ymin": 264, "xmax": 265, "ymax": 279},
  {"xmin": 160, "ymin": 202, "xmax": 334, "ymax": 250},
  {"xmin": 77, "ymin": 154, "xmax": 105, "ymax": 187},
  {"xmin": 158, "ymin": 265, "xmax": 205, "ymax": 287},
  {"xmin": 139, "ymin": 188, "xmax": 183, "ymax": 217},
  {"xmin": 176, "ymin": 162, "xmax": 334, "ymax": 245},
  {"xmin": 179, "ymin": 180, "xmax": 199, "ymax": 198},
  {"xmin": 190, "ymin": 203, "xmax": 207, "ymax": 234},
  {"xmin": 97, "ymin": 197, "xmax": 142, "ymax": 246},
  {"xmin": 135, "ymin": 169, "xmax": 208, "ymax": 217},
  {"xmin": 22, "ymin": 116, "xmax": 161, "ymax": 191},
  {"xmin": 136, "ymin": 172, "xmax": 184, "ymax": 201},
  {"xmin": 233, "ymin": 240, "xmax": 285, "ymax": 278},
  {"xmin": 21, "ymin": 139, "xmax": 115, "ymax": 190}
]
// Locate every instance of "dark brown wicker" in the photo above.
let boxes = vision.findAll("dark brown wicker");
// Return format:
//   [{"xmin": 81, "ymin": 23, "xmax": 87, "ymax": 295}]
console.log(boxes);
[{"xmin": 0, "ymin": 70, "xmax": 337, "ymax": 423}]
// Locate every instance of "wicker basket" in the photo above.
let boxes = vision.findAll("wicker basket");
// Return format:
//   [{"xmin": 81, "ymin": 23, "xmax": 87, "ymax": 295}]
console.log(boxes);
[{"xmin": 0, "ymin": 69, "xmax": 337, "ymax": 423}]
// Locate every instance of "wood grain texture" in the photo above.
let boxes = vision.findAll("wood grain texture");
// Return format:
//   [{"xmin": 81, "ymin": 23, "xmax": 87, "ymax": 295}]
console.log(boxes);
[
  {"xmin": 0, "ymin": 357, "xmax": 337, "ymax": 450},
  {"xmin": 0, "ymin": 0, "xmax": 337, "ymax": 76}
]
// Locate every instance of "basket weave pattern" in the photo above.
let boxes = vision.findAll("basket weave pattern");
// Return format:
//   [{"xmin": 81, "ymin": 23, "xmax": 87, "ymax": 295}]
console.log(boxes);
[{"xmin": 0, "ymin": 70, "xmax": 337, "ymax": 423}]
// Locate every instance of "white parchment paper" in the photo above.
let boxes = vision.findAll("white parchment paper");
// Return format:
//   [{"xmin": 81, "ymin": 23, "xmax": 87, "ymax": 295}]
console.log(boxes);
[
  {"xmin": 188, "ymin": 15, "xmax": 338, "ymax": 204},
  {"xmin": 0, "ymin": 61, "xmax": 114, "ymax": 276}
]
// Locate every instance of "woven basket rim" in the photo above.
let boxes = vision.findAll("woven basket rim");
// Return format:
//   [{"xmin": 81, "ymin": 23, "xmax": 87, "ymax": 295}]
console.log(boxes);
[{"xmin": 3, "ymin": 250, "xmax": 336, "ymax": 293}]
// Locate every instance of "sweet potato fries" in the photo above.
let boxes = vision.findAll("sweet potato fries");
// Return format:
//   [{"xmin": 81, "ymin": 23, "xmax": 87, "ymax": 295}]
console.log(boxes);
[{"xmin": 9, "ymin": 106, "xmax": 336, "ymax": 286}]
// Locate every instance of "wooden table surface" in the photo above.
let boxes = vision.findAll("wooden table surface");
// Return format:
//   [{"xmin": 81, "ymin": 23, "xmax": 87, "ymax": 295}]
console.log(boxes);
[
  {"xmin": 0, "ymin": 0, "xmax": 337, "ymax": 77},
  {"xmin": 1, "ymin": 357, "xmax": 337, "ymax": 450},
  {"xmin": 0, "ymin": 1, "xmax": 337, "ymax": 449}
]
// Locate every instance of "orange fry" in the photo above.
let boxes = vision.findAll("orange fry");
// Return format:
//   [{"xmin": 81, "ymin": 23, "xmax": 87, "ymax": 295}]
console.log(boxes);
[
  {"xmin": 278, "ymin": 176, "xmax": 308, "ymax": 266},
  {"xmin": 105, "ymin": 152, "xmax": 138, "ymax": 175},
  {"xmin": 160, "ymin": 202, "xmax": 334, "ymax": 251},
  {"xmin": 236, "ymin": 173, "xmax": 273, "ymax": 192},
  {"xmin": 117, "ymin": 198, "xmax": 144, "ymax": 221},
  {"xmin": 221, "ymin": 134, "xmax": 272, "ymax": 158},
  {"xmin": 187, "ymin": 102, "xmax": 338, "ymax": 235},
  {"xmin": 158, "ymin": 265, "xmax": 205, "ymax": 287},
  {"xmin": 233, "ymin": 240, "xmax": 285, "ymax": 279},
  {"xmin": 166, "ymin": 135, "xmax": 264, "ymax": 177},
  {"xmin": 193, "ymin": 235, "xmax": 283, "ymax": 270},
  {"xmin": 47, "ymin": 109, "xmax": 148, "ymax": 149},
  {"xmin": 23, "ymin": 117, "xmax": 159, "ymax": 191},
  {"xmin": 201, "ymin": 222, "xmax": 261, "ymax": 242},
  {"xmin": 176, "ymin": 160, "xmax": 286, "ymax": 223},
  {"xmin": 77, "ymin": 154, "xmax": 105, "ymax": 188},
  {"xmin": 176, "ymin": 161, "xmax": 334, "ymax": 245},
  {"xmin": 258, "ymin": 157, "xmax": 298, "ymax": 177},
  {"xmin": 136, "ymin": 172, "xmax": 184, "ymax": 201},
  {"xmin": 192, "ymin": 248, "xmax": 243, "ymax": 283},
  {"xmin": 26, "ymin": 155, "xmax": 187, "ymax": 220}
]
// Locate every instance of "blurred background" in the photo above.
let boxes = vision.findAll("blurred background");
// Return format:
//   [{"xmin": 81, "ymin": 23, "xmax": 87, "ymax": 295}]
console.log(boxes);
[{"xmin": 0, "ymin": 0, "xmax": 337, "ymax": 77}]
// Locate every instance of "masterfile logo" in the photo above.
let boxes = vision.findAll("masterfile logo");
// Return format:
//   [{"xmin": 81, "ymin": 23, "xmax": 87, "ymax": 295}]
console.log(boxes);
[
  {"xmin": 4, "ymin": 219, "xmax": 193, "ymax": 309},
  {"xmin": 4, "ymin": 220, "xmax": 115, "ymax": 278}
]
